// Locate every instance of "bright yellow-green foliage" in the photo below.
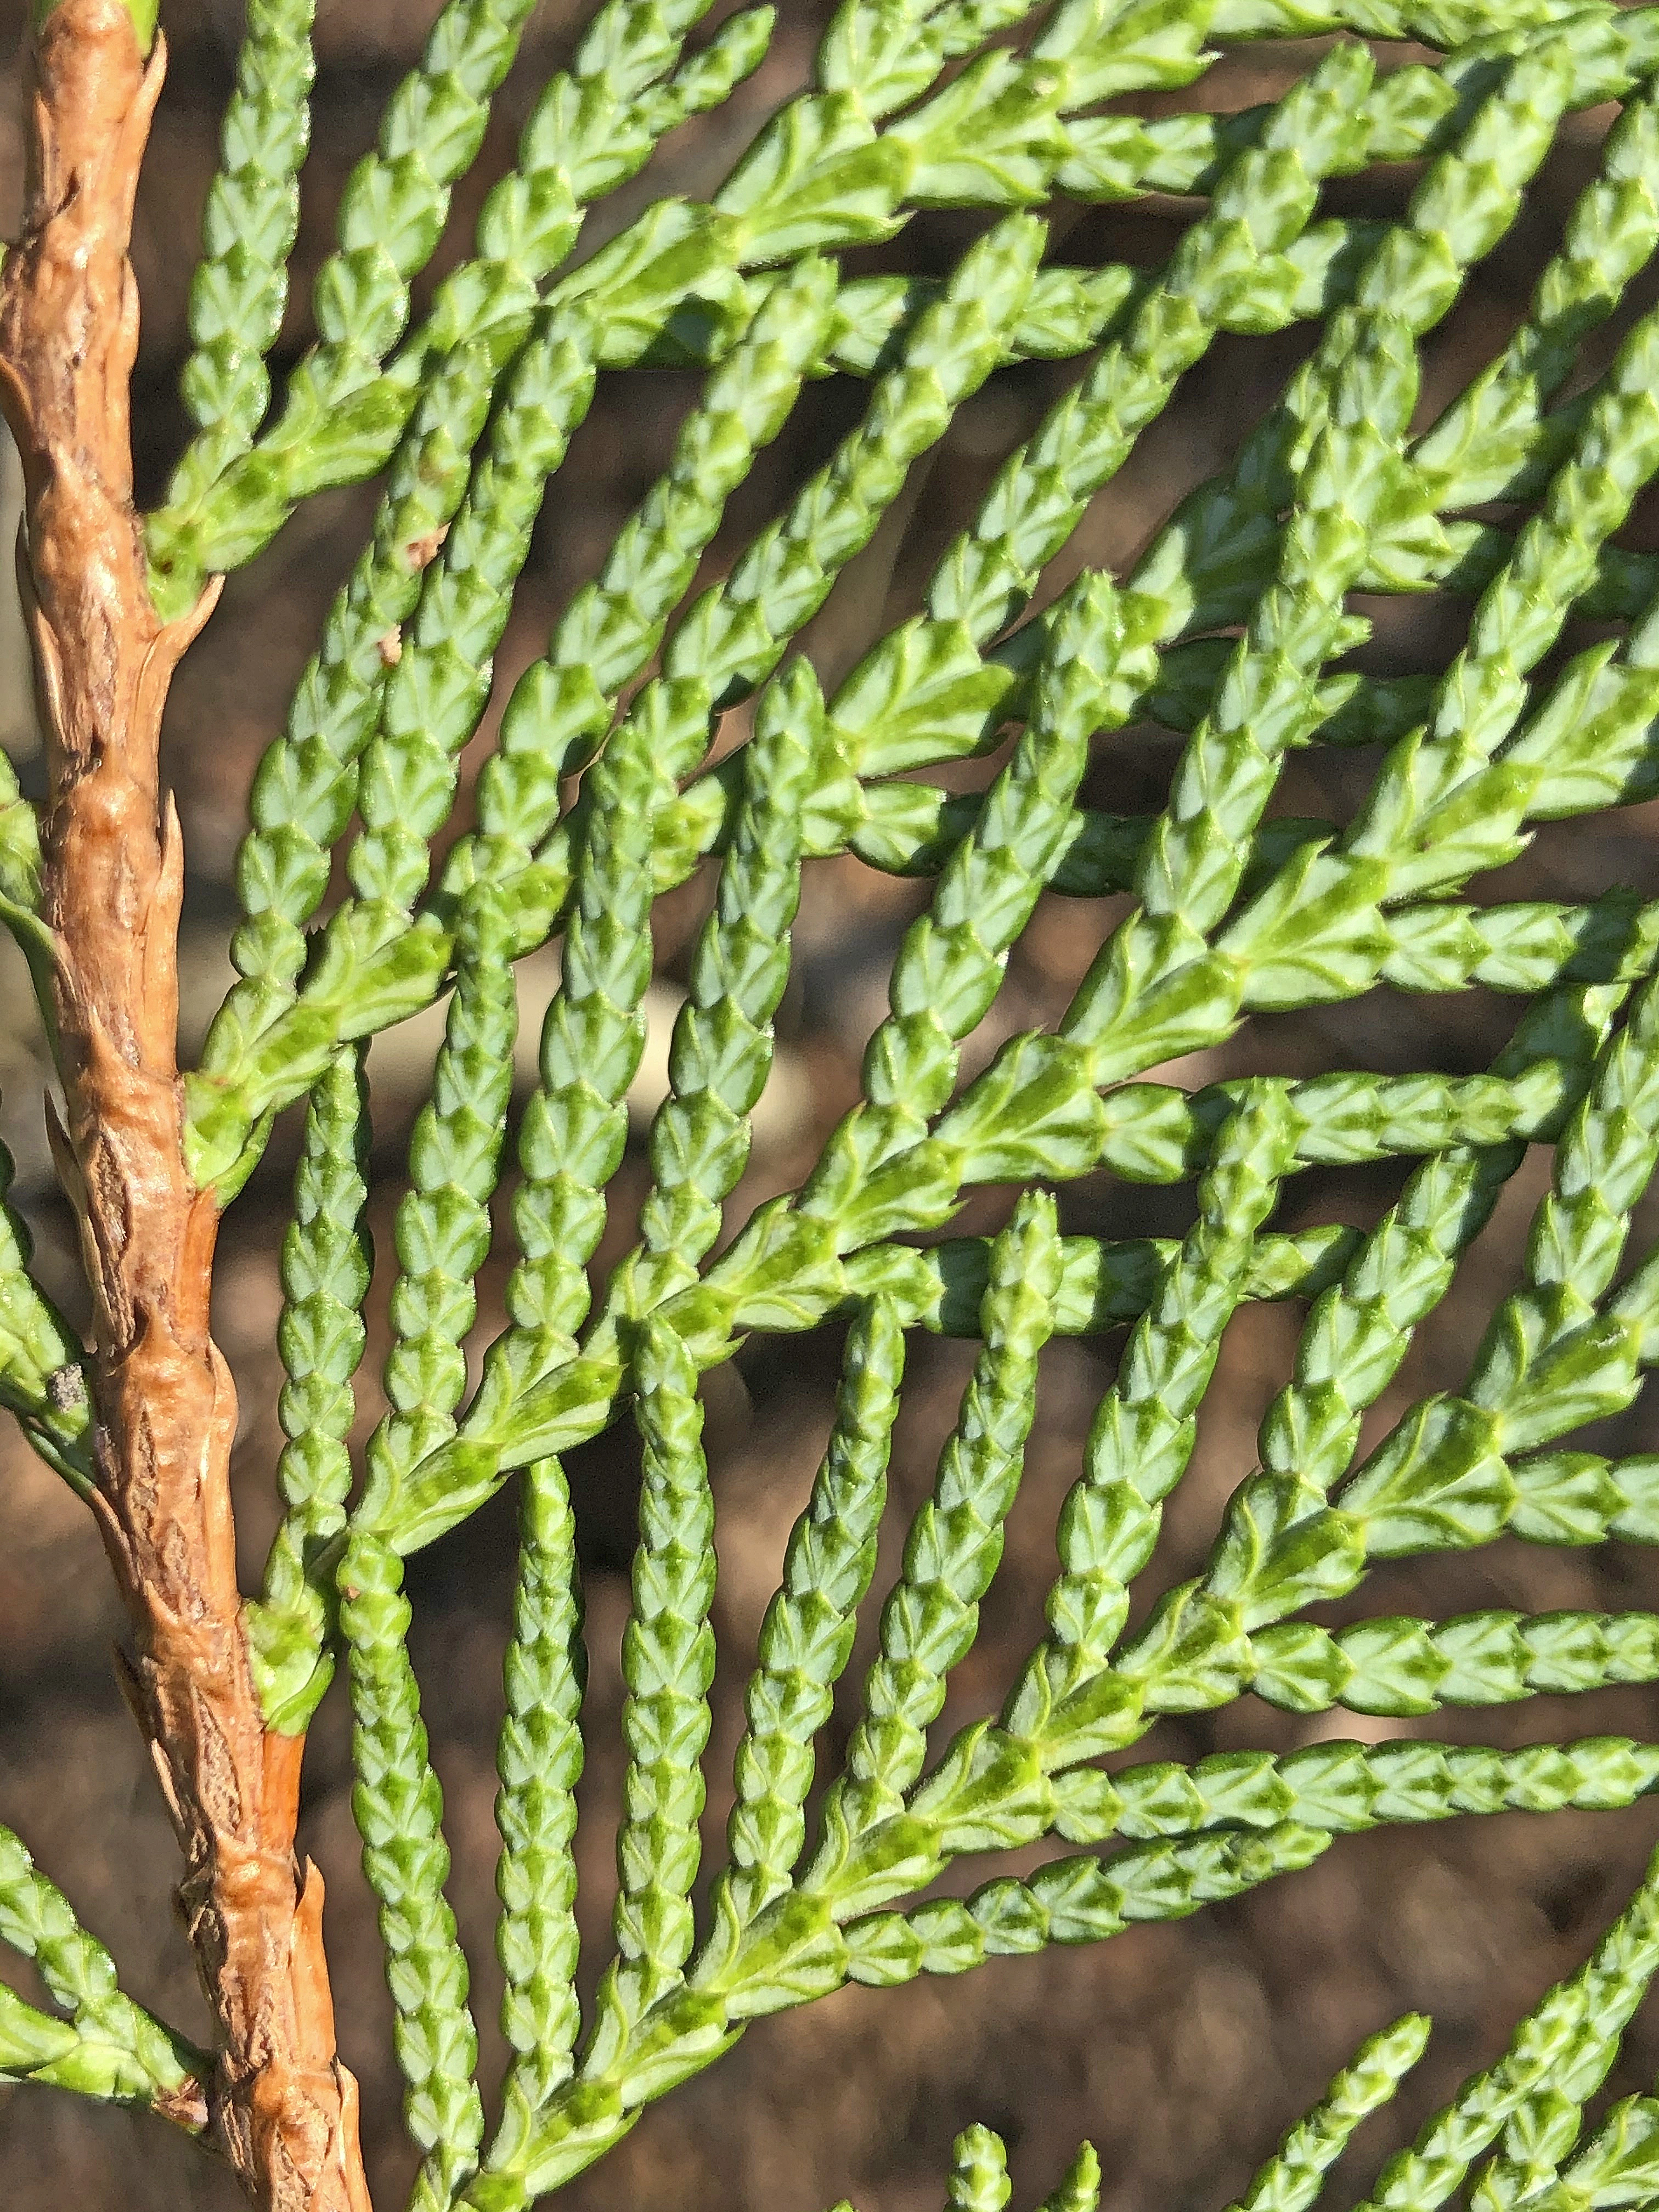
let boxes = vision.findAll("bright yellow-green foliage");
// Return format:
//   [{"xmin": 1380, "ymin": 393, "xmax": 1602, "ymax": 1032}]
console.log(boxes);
[{"xmin": 13, "ymin": 2, "xmax": 1659, "ymax": 2208}]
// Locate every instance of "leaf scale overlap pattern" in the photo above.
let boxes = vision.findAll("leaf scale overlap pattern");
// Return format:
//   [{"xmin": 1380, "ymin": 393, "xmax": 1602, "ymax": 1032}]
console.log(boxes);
[{"xmin": 15, "ymin": 2, "xmax": 1659, "ymax": 2209}]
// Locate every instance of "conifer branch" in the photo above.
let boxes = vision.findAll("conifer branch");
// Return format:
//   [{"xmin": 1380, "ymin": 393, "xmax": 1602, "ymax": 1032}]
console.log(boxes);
[
  {"xmin": 0, "ymin": 6, "xmax": 365, "ymax": 2204},
  {"xmin": 13, "ymin": 4, "xmax": 1659, "ymax": 2208}
]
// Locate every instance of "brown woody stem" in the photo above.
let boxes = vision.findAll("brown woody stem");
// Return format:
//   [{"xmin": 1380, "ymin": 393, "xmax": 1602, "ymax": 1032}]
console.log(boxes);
[{"xmin": 0, "ymin": 7, "xmax": 370, "ymax": 2207}]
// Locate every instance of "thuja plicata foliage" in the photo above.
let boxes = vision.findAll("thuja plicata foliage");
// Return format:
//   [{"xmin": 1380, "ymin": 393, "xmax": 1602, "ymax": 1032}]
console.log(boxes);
[{"xmin": 19, "ymin": 0, "xmax": 1659, "ymax": 2205}]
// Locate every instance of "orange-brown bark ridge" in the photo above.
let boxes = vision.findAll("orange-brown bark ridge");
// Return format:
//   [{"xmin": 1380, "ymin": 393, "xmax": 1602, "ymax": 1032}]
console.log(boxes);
[{"xmin": 0, "ymin": 7, "xmax": 370, "ymax": 2206}]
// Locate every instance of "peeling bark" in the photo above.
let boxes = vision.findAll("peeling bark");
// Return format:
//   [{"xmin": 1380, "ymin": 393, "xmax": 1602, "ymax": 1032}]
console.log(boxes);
[{"xmin": 0, "ymin": 7, "xmax": 370, "ymax": 2207}]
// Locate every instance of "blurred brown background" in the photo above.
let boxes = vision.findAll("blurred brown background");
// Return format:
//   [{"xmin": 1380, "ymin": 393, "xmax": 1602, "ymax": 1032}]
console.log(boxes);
[{"xmin": 7, "ymin": 4, "xmax": 1659, "ymax": 2208}]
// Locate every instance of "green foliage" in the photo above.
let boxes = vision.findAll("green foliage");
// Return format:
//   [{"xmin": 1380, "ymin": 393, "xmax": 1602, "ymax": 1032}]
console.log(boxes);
[
  {"xmin": 0, "ymin": 1825, "xmax": 206, "ymax": 2106},
  {"xmin": 878, "ymin": 1847, "xmax": 1659, "ymax": 2212},
  {"xmin": 21, "ymin": 0, "xmax": 1659, "ymax": 2207}
]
